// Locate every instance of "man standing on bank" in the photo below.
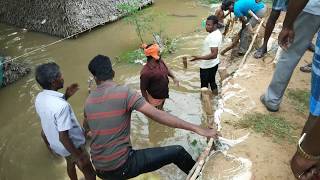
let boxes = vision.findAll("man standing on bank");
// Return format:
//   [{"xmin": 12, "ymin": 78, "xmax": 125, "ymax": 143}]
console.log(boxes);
[
  {"xmin": 84, "ymin": 55, "xmax": 219, "ymax": 180},
  {"xmin": 190, "ymin": 15, "xmax": 223, "ymax": 95}
]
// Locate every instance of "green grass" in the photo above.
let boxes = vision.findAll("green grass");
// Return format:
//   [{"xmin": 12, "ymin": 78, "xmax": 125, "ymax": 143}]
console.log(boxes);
[
  {"xmin": 287, "ymin": 89, "xmax": 310, "ymax": 114},
  {"xmin": 118, "ymin": 49, "xmax": 146, "ymax": 63},
  {"xmin": 117, "ymin": 37, "xmax": 177, "ymax": 63},
  {"xmin": 238, "ymin": 113, "xmax": 296, "ymax": 143}
]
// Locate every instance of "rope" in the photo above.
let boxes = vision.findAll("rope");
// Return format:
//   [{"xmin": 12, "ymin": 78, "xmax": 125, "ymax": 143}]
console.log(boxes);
[
  {"xmin": 0, "ymin": 3, "xmax": 132, "ymax": 66},
  {"xmin": 0, "ymin": 24, "xmax": 95, "ymax": 66}
]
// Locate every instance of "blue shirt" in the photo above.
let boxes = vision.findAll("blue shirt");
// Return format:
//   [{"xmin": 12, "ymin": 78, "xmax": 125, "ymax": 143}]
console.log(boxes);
[{"xmin": 234, "ymin": 0, "xmax": 265, "ymax": 17}]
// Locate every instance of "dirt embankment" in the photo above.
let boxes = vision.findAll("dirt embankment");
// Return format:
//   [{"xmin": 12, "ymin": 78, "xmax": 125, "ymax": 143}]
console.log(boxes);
[{"xmin": 202, "ymin": 14, "xmax": 313, "ymax": 179}]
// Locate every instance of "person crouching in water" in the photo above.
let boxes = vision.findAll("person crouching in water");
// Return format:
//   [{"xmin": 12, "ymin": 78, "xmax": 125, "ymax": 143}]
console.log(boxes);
[
  {"xmin": 190, "ymin": 15, "xmax": 223, "ymax": 95},
  {"xmin": 140, "ymin": 44, "xmax": 179, "ymax": 110}
]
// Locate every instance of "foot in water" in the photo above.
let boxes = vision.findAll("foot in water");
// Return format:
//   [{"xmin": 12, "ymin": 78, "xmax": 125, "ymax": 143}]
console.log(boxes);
[{"xmin": 254, "ymin": 47, "xmax": 267, "ymax": 59}]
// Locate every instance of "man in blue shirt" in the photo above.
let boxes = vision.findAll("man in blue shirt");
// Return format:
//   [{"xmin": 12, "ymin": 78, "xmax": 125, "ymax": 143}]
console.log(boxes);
[{"xmin": 228, "ymin": 0, "xmax": 266, "ymax": 55}]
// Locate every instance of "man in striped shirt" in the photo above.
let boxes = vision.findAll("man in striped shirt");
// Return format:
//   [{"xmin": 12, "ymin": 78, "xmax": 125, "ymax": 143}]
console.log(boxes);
[{"xmin": 84, "ymin": 55, "xmax": 219, "ymax": 180}]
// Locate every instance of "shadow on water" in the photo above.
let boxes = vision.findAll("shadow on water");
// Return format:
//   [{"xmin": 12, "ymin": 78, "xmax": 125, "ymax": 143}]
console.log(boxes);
[{"xmin": 0, "ymin": 0, "xmax": 217, "ymax": 179}]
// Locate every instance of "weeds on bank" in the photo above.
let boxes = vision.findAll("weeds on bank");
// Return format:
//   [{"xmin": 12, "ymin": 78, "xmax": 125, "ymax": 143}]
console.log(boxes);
[
  {"xmin": 238, "ymin": 113, "xmax": 296, "ymax": 143},
  {"xmin": 117, "ymin": 38, "xmax": 178, "ymax": 63},
  {"xmin": 287, "ymin": 89, "xmax": 310, "ymax": 114},
  {"xmin": 199, "ymin": 0, "xmax": 221, "ymax": 5}
]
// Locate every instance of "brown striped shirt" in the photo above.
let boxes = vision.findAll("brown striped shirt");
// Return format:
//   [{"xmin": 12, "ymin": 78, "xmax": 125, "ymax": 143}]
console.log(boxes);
[{"xmin": 84, "ymin": 81, "xmax": 146, "ymax": 171}]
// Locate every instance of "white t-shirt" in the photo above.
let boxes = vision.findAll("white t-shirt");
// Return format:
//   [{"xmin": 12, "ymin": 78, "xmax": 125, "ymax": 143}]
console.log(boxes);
[
  {"xmin": 35, "ymin": 90, "xmax": 85, "ymax": 157},
  {"xmin": 303, "ymin": 0, "xmax": 320, "ymax": 16},
  {"xmin": 200, "ymin": 29, "xmax": 222, "ymax": 69}
]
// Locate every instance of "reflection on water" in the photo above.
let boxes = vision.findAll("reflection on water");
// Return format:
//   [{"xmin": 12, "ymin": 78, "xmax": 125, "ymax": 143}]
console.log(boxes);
[{"xmin": 0, "ymin": 0, "xmax": 214, "ymax": 179}]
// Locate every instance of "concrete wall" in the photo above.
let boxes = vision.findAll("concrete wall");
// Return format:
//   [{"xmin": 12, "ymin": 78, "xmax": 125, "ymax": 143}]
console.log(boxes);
[{"xmin": 0, "ymin": 0, "xmax": 153, "ymax": 37}]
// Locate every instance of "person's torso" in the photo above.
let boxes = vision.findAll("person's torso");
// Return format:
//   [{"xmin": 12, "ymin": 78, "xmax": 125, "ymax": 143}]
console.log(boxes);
[
  {"xmin": 35, "ymin": 90, "xmax": 85, "ymax": 157},
  {"xmin": 141, "ymin": 60, "xmax": 170, "ymax": 99},
  {"xmin": 200, "ymin": 30, "xmax": 222, "ymax": 69},
  {"xmin": 234, "ymin": 0, "xmax": 265, "ymax": 17},
  {"xmin": 303, "ymin": 0, "xmax": 320, "ymax": 16},
  {"xmin": 85, "ymin": 83, "xmax": 132, "ymax": 171}
]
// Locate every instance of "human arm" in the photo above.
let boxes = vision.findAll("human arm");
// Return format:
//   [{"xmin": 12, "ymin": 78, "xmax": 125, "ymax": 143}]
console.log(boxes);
[
  {"xmin": 57, "ymin": 105, "xmax": 89, "ymax": 168},
  {"xmin": 278, "ymin": 0, "xmax": 309, "ymax": 49},
  {"xmin": 190, "ymin": 47, "xmax": 218, "ymax": 62},
  {"xmin": 137, "ymin": 102, "xmax": 219, "ymax": 138},
  {"xmin": 83, "ymin": 112, "xmax": 92, "ymax": 139},
  {"xmin": 64, "ymin": 83, "xmax": 79, "ymax": 100}
]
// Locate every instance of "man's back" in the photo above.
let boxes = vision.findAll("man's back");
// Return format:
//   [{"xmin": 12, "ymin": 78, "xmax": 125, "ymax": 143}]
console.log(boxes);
[
  {"xmin": 35, "ymin": 90, "xmax": 85, "ymax": 157},
  {"xmin": 84, "ymin": 81, "xmax": 145, "ymax": 171},
  {"xmin": 234, "ymin": 0, "xmax": 264, "ymax": 17}
]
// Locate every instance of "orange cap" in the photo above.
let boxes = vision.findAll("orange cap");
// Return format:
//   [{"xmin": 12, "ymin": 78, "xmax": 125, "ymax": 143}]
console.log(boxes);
[{"xmin": 143, "ymin": 44, "xmax": 160, "ymax": 60}]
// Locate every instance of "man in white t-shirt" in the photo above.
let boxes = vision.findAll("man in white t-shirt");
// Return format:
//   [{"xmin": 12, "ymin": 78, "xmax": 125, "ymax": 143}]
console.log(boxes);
[
  {"xmin": 191, "ymin": 15, "xmax": 223, "ymax": 95},
  {"xmin": 34, "ymin": 62, "xmax": 95, "ymax": 180}
]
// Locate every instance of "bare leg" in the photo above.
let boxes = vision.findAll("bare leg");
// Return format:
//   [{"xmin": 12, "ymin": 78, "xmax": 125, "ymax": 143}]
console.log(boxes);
[
  {"xmin": 75, "ymin": 151, "xmax": 96, "ymax": 180},
  {"xmin": 254, "ymin": 10, "xmax": 281, "ymax": 58},
  {"xmin": 66, "ymin": 158, "xmax": 78, "ymax": 180},
  {"xmin": 76, "ymin": 158, "xmax": 96, "ymax": 180}
]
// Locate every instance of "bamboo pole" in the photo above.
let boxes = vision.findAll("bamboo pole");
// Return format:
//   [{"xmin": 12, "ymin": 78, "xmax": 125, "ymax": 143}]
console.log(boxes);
[
  {"xmin": 239, "ymin": 19, "xmax": 265, "ymax": 67},
  {"xmin": 220, "ymin": 30, "xmax": 241, "ymax": 55},
  {"xmin": 188, "ymin": 138, "xmax": 214, "ymax": 180},
  {"xmin": 186, "ymin": 161, "xmax": 199, "ymax": 179},
  {"xmin": 186, "ymin": 88, "xmax": 216, "ymax": 180}
]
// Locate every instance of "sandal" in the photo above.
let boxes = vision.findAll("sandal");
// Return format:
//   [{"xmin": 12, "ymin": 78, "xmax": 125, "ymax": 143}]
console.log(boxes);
[
  {"xmin": 300, "ymin": 64, "xmax": 312, "ymax": 73},
  {"xmin": 254, "ymin": 47, "xmax": 267, "ymax": 59}
]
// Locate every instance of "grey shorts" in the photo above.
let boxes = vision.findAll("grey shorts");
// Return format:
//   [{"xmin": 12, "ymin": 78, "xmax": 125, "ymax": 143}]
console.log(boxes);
[{"xmin": 249, "ymin": 6, "xmax": 267, "ymax": 27}]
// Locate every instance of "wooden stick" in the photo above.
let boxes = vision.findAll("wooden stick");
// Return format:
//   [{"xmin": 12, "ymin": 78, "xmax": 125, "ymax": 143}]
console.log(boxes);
[
  {"xmin": 186, "ymin": 161, "xmax": 199, "ymax": 180},
  {"xmin": 188, "ymin": 138, "xmax": 214, "ymax": 180},
  {"xmin": 186, "ymin": 89, "xmax": 216, "ymax": 179},
  {"xmin": 239, "ymin": 19, "xmax": 265, "ymax": 67},
  {"xmin": 220, "ymin": 30, "xmax": 241, "ymax": 55},
  {"xmin": 183, "ymin": 56, "xmax": 188, "ymax": 69}
]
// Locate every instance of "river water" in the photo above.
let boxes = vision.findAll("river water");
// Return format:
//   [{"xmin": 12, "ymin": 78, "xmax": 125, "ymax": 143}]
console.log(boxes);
[{"xmin": 0, "ymin": 0, "xmax": 214, "ymax": 179}]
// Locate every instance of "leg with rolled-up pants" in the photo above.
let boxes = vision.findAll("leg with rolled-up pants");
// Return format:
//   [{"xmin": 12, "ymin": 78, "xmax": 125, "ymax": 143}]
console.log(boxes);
[{"xmin": 263, "ymin": 12, "xmax": 320, "ymax": 110}]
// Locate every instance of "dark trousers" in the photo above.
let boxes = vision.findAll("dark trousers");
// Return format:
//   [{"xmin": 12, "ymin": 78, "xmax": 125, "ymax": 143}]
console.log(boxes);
[
  {"xmin": 96, "ymin": 145, "xmax": 195, "ymax": 180},
  {"xmin": 200, "ymin": 65, "xmax": 219, "ymax": 91}
]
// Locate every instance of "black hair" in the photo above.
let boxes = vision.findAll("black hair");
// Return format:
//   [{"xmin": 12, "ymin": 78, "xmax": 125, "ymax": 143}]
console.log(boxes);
[
  {"xmin": 221, "ymin": 0, "xmax": 233, "ymax": 11},
  {"xmin": 88, "ymin": 55, "xmax": 114, "ymax": 81},
  {"xmin": 35, "ymin": 62, "xmax": 61, "ymax": 89},
  {"xmin": 207, "ymin": 15, "xmax": 219, "ymax": 25}
]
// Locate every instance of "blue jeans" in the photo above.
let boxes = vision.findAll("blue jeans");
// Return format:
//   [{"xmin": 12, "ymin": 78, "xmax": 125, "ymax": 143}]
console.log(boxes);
[{"xmin": 96, "ymin": 145, "xmax": 195, "ymax": 180}]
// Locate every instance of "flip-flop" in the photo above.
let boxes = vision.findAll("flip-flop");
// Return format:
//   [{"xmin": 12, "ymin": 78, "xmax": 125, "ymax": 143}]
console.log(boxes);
[
  {"xmin": 254, "ymin": 48, "xmax": 267, "ymax": 59},
  {"xmin": 300, "ymin": 64, "xmax": 312, "ymax": 73}
]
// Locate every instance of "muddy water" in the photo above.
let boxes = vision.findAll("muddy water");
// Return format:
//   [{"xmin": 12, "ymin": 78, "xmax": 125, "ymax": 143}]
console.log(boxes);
[{"xmin": 0, "ymin": 0, "xmax": 215, "ymax": 179}]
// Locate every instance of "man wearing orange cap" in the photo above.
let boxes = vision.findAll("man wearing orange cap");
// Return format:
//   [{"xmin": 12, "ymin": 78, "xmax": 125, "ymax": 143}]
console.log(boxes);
[
  {"xmin": 140, "ymin": 44, "xmax": 179, "ymax": 109},
  {"xmin": 191, "ymin": 15, "xmax": 223, "ymax": 95}
]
